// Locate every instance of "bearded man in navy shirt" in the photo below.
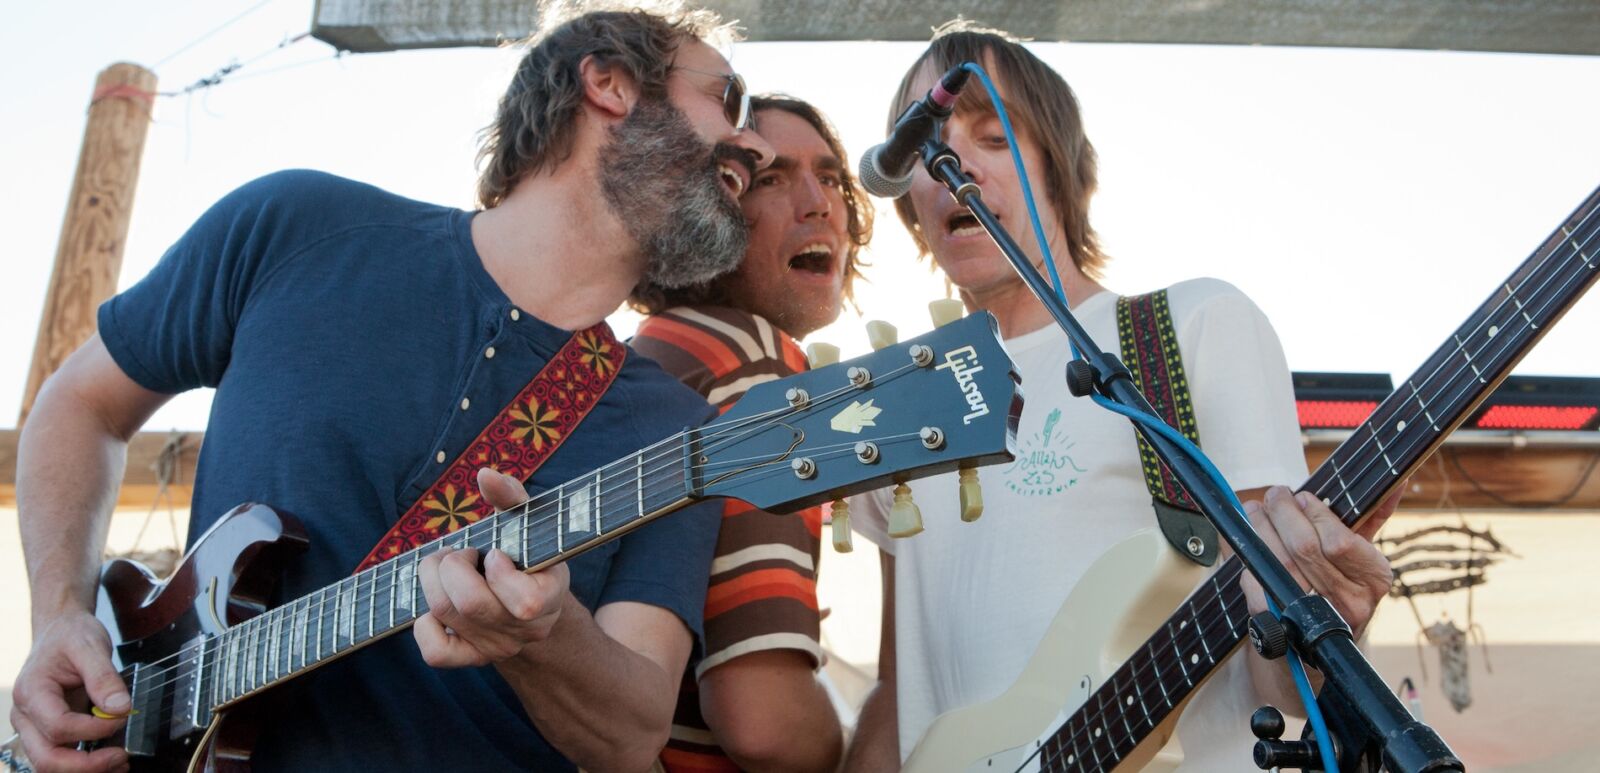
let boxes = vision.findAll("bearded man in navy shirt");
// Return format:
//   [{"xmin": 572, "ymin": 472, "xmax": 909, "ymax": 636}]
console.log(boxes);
[{"xmin": 10, "ymin": 6, "xmax": 775, "ymax": 772}]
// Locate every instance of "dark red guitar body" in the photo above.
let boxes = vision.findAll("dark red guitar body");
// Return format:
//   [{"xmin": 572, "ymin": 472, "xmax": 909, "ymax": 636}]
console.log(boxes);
[{"xmin": 95, "ymin": 503, "xmax": 305, "ymax": 772}]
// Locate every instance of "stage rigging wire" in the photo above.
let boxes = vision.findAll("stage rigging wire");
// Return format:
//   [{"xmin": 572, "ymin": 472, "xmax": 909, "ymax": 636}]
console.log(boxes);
[{"xmin": 152, "ymin": 0, "xmax": 284, "ymax": 69}]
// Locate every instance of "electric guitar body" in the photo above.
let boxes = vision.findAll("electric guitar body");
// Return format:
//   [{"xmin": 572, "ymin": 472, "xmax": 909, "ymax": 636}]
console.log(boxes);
[
  {"xmin": 902, "ymin": 529, "xmax": 1199, "ymax": 773},
  {"xmin": 95, "ymin": 504, "xmax": 305, "ymax": 772}
]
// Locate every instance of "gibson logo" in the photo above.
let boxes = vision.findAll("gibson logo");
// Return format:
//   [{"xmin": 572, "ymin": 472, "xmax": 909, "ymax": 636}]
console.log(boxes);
[{"xmin": 936, "ymin": 345, "xmax": 991, "ymax": 425}]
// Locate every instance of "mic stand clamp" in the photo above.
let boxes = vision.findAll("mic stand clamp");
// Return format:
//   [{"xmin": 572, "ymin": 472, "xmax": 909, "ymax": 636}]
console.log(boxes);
[{"xmin": 919, "ymin": 137, "xmax": 1463, "ymax": 773}]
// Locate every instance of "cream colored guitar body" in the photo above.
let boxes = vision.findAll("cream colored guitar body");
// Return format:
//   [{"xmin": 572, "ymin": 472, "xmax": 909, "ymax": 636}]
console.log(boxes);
[{"xmin": 902, "ymin": 529, "xmax": 1205, "ymax": 773}]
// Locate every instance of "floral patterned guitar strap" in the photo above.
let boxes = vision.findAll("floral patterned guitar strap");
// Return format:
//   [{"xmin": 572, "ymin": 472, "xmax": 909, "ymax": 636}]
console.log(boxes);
[
  {"xmin": 1116, "ymin": 290, "xmax": 1220, "ymax": 567},
  {"xmin": 354, "ymin": 324, "xmax": 627, "ymax": 572}
]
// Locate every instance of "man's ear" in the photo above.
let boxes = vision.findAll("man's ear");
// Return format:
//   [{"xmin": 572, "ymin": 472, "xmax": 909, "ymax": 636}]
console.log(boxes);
[{"xmin": 578, "ymin": 53, "xmax": 637, "ymax": 121}]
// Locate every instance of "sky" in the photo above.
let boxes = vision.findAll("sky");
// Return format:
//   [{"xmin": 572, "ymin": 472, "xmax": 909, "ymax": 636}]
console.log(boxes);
[{"xmin": 4, "ymin": 1, "xmax": 1600, "ymax": 432}]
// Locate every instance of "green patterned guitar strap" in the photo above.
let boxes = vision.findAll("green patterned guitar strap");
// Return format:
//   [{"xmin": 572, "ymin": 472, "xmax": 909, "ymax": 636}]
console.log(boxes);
[{"xmin": 1116, "ymin": 290, "xmax": 1219, "ymax": 566}]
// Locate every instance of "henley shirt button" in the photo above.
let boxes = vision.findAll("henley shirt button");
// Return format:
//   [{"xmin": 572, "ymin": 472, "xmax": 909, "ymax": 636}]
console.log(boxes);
[
  {"xmin": 460, "ymin": 397, "xmax": 471, "ymax": 410},
  {"xmin": 435, "ymin": 450, "xmax": 446, "ymax": 463},
  {"xmin": 510, "ymin": 309, "xmax": 521, "ymax": 321},
  {"xmin": 484, "ymin": 346, "xmax": 496, "ymax": 359}
]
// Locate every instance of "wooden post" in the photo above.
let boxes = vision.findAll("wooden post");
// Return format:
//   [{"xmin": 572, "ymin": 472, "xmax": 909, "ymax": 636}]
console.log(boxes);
[{"xmin": 18, "ymin": 62, "xmax": 158, "ymax": 424}]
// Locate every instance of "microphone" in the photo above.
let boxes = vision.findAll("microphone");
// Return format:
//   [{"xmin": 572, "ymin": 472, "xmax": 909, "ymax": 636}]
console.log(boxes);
[{"xmin": 858, "ymin": 64, "xmax": 972, "ymax": 198}]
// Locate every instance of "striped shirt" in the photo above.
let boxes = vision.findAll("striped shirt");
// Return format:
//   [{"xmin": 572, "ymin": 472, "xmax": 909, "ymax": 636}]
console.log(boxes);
[{"xmin": 632, "ymin": 305, "xmax": 825, "ymax": 773}]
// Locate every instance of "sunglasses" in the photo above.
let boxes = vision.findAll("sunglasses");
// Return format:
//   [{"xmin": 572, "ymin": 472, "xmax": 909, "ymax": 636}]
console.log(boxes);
[{"xmin": 674, "ymin": 66, "xmax": 751, "ymax": 131}]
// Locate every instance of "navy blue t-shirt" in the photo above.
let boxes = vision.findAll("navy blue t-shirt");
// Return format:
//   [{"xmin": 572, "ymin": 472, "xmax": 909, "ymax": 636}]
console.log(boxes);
[{"xmin": 97, "ymin": 170, "xmax": 722, "ymax": 771}]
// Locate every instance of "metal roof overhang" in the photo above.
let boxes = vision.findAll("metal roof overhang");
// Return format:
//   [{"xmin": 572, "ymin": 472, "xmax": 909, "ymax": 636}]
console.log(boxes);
[{"xmin": 310, "ymin": 0, "xmax": 1600, "ymax": 56}]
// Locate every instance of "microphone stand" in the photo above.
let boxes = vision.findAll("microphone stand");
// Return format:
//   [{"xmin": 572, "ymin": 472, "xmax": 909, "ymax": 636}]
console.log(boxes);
[{"xmin": 918, "ymin": 137, "xmax": 1462, "ymax": 772}]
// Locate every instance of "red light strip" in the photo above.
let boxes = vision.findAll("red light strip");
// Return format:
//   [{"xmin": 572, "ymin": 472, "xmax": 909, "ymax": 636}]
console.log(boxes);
[
  {"xmin": 1474, "ymin": 405, "xmax": 1599, "ymax": 431},
  {"xmin": 1296, "ymin": 400, "xmax": 1378, "ymax": 429}
]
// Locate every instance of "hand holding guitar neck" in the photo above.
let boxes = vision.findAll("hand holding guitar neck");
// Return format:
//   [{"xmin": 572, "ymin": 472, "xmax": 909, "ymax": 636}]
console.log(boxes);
[
  {"xmin": 1238, "ymin": 485, "xmax": 1402, "ymax": 707},
  {"xmin": 413, "ymin": 468, "xmax": 571, "ymax": 668}
]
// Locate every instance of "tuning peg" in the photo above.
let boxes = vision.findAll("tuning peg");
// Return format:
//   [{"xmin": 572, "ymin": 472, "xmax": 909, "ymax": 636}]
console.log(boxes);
[
  {"xmin": 865, "ymin": 320, "xmax": 898, "ymax": 351},
  {"xmin": 958, "ymin": 465, "xmax": 983, "ymax": 522},
  {"xmin": 829, "ymin": 498, "xmax": 854, "ymax": 553},
  {"xmin": 806, "ymin": 342, "xmax": 840, "ymax": 369},
  {"xmin": 888, "ymin": 482, "xmax": 924, "ymax": 538},
  {"xmin": 929, "ymin": 298, "xmax": 966, "ymax": 328}
]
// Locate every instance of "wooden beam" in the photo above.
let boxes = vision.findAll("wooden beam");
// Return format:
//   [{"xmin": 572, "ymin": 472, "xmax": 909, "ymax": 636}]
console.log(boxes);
[
  {"xmin": 19, "ymin": 63, "xmax": 157, "ymax": 425},
  {"xmin": 0, "ymin": 429, "xmax": 200, "ymax": 511}
]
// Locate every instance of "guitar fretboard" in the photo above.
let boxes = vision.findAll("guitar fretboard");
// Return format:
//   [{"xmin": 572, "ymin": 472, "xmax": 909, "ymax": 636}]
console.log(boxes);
[
  {"xmin": 1036, "ymin": 185, "xmax": 1600, "ymax": 772},
  {"xmin": 205, "ymin": 433, "xmax": 693, "ymax": 708}
]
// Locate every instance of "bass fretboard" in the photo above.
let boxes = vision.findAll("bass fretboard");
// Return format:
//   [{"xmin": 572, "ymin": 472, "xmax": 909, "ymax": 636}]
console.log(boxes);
[{"xmin": 1035, "ymin": 184, "xmax": 1600, "ymax": 772}]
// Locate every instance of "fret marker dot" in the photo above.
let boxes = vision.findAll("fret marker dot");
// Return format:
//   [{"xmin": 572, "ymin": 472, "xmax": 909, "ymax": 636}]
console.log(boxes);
[
  {"xmin": 1179, "ymin": 620, "xmax": 1187, "ymax": 629},
  {"xmin": 1094, "ymin": 728, "xmax": 1102, "ymax": 738},
  {"xmin": 1191, "ymin": 654, "xmax": 1199, "ymax": 664},
  {"xmin": 1068, "ymin": 755, "xmax": 1075, "ymax": 764},
  {"xmin": 1488, "ymin": 325, "xmax": 1498, "ymax": 337},
  {"xmin": 1126, "ymin": 696, "xmax": 1135, "ymax": 705},
  {"xmin": 1397, "ymin": 420, "xmax": 1406, "ymax": 431}
]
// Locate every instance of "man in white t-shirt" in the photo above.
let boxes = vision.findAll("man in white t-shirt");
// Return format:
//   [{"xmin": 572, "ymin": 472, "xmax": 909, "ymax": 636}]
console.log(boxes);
[{"xmin": 843, "ymin": 22, "xmax": 1400, "ymax": 772}]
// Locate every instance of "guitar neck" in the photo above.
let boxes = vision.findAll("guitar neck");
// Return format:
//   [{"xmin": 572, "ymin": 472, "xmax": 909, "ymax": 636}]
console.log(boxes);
[
  {"xmin": 208, "ymin": 434, "xmax": 694, "ymax": 708},
  {"xmin": 1036, "ymin": 185, "xmax": 1600, "ymax": 772}
]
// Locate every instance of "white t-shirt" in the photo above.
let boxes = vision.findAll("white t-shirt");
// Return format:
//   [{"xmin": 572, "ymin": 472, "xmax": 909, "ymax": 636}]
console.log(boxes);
[{"xmin": 853, "ymin": 279, "xmax": 1309, "ymax": 769}]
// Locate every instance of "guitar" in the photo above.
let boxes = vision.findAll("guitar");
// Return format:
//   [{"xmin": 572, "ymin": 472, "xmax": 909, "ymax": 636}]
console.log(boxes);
[
  {"xmin": 903, "ymin": 185, "xmax": 1600, "ymax": 773},
  {"xmin": 17, "ymin": 313, "xmax": 1020, "ymax": 773}
]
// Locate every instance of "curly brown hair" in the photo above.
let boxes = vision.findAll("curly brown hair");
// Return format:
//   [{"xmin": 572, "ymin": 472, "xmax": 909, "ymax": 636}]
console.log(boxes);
[
  {"xmin": 475, "ymin": 2, "xmax": 735, "ymax": 209},
  {"xmin": 890, "ymin": 20, "xmax": 1108, "ymax": 279},
  {"xmin": 628, "ymin": 94, "xmax": 872, "ymax": 315}
]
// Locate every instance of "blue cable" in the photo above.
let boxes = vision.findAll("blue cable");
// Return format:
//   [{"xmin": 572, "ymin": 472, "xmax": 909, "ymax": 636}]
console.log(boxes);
[{"xmin": 961, "ymin": 61, "xmax": 1342, "ymax": 772}]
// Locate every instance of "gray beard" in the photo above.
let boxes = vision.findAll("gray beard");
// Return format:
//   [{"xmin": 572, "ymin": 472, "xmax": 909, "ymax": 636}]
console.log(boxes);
[{"xmin": 599, "ymin": 98, "xmax": 748, "ymax": 289}]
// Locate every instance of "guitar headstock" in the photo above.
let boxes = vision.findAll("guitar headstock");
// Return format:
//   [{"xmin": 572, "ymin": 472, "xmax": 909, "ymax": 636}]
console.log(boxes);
[{"xmin": 692, "ymin": 312, "xmax": 1021, "ymax": 513}]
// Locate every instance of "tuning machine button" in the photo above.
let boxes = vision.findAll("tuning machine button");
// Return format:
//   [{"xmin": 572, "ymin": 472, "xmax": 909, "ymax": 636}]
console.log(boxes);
[
  {"xmin": 829, "ymin": 497, "xmax": 854, "ymax": 553},
  {"xmin": 786, "ymin": 387, "xmax": 810, "ymax": 408},
  {"xmin": 854, "ymin": 441, "xmax": 880, "ymax": 464},
  {"xmin": 958, "ymin": 465, "xmax": 983, "ymax": 522},
  {"xmin": 866, "ymin": 320, "xmax": 898, "ymax": 351},
  {"xmin": 806, "ymin": 342, "xmax": 840, "ymax": 368},
  {"xmin": 888, "ymin": 482, "xmax": 924, "ymax": 538},
  {"xmin": 929, "ymin": 298, "xmax": 965, "ymax": 327}
]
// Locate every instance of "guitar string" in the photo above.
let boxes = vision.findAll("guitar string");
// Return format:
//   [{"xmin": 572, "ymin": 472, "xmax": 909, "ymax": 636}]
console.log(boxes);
[
  {"xmin": 122, "ymin": 430, "xmax": 929, "ymax": 703},
  {"xmin": 136, "ymin": 205, "xmax": 1600, "ymax": 714},
  {"xmin": 117, "ymin": 204, "xmax": 1600, "ymax": 724},
  {"xmin": 106, "ymin": 353, "xmax": 930, "ymax": 688},
  {"xmin": 120, "ymin": 354, "xmax": 957, "ymax": 701},
  {"xmin": 1302, "ymin": 198, "xmax": 1600, "ymax": 504},
  {"xmin": 1023, "ymin": 200, "xmax": 1600, "ymax": 772}
]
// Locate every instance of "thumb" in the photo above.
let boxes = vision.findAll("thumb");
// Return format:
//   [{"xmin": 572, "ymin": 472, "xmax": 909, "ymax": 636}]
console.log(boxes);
[
  {"xmin": 476, "ymin": 467, "xmax": 529, "ymax": 512},
  {"xmin": 67, "ymin": 639, "xmax": 130, "ymax": 715}
]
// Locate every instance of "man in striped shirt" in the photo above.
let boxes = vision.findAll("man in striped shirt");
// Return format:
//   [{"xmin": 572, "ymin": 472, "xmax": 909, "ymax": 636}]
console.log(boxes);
[{"xmin": 631, "ymin": 94, "xmax": 872, "ymax": 772}]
